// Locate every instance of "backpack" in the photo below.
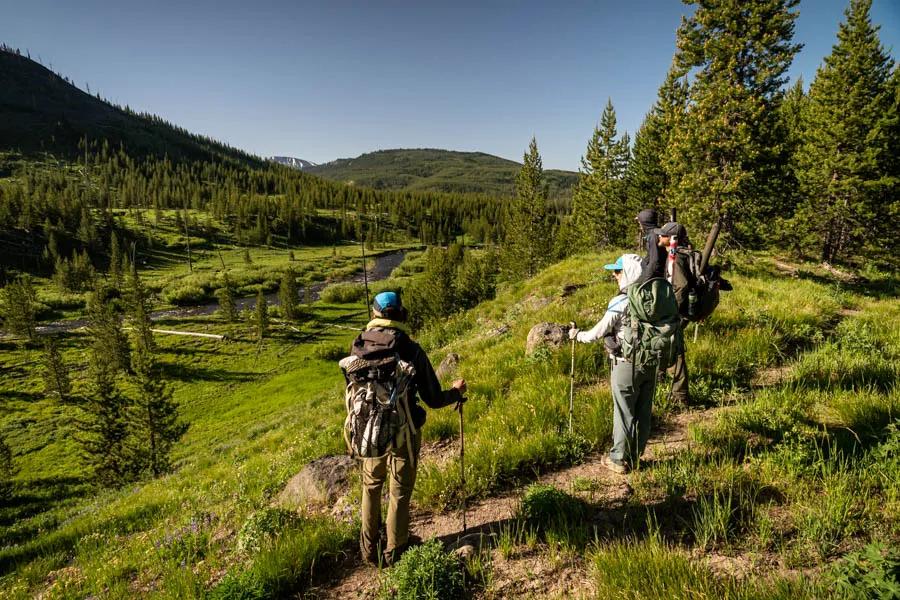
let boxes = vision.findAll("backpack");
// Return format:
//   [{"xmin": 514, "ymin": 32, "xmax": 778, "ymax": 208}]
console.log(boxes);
[
  {"xmin": 621, "ymin": 277, "xmax": 684, "ymax": 370},
  {"xmin": 675, "ymin": 248, "xmax": 730, "ymax": 322},
  {"xmin": 339, "ymin": 353, "xmax": 417, "ymax": 460}
]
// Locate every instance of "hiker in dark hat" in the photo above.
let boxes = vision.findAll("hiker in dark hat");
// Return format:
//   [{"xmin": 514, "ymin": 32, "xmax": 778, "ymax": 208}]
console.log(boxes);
[
  {"xmin": 636, "ymin": 208, "xmax": 666, "ymax": 282},
  {"xmin": 656, "ymin": 222, "xmax": 692, "ymax": 404},
  {"xmin": 345, "ymin": 291, "xmax": 467, "ymax": 566}
]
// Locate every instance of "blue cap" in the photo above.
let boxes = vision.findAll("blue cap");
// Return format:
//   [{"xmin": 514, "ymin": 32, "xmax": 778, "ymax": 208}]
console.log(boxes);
[
  {"xmin": 603, "ymin": 257, "xmax": 625, "ymax": 271},
  {"xmin": 373, "ymin": 291, "xmax": 401, "ymax": 312}
]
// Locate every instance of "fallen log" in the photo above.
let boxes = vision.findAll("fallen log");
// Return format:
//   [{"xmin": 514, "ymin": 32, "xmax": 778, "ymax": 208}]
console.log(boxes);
[{"xmin": 150, "ymin": 328, "xmax": 225, "ymax": 340}]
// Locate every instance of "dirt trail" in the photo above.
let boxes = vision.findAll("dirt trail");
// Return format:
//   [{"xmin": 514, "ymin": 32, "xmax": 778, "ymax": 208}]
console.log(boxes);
[{"xmin": 311, "ymin": 407, "xmax": 718, "ymax": 599}]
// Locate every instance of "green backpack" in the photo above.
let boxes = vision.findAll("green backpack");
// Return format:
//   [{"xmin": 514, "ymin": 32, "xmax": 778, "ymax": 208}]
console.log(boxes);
[{"xmin": 621, "ymin": 277, "xmax": 684, "ymax": 370}]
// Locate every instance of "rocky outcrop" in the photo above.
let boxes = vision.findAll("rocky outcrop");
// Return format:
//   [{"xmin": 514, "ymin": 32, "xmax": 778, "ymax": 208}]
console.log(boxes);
[
  {"xmin": 525, "ymin": 322, "xmax": 572, "ymax": 355},
  {"xmin": 436, "ymin": 353, "xmax": 461, "ymax": 379},
  {"xmin": 276, "ymin": 455, "xmax": 355, "ymax": 510}
]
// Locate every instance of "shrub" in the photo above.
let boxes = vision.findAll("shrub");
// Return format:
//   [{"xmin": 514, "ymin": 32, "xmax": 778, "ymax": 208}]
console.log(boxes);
[
  {"xmin": 162, "ymin": 283, "xmax": 208, "ymax": 305},
  {"xmin": 320, "ymin": 282, "xmax": 366, "ymax": 304},
  {"xmin": 236, "ymin": 507, "xmax": 304, "ymax": 554},
  {"xmin": 829, "ymin": 542, "xmax": 900, "ymax": 600},
  {"xmin": 378, "ymin": 539, "xmax": 464, "ymax": 600},
  {"xmin": 519, "ymin": 484, "xmax": 586, "ymax": 530}
]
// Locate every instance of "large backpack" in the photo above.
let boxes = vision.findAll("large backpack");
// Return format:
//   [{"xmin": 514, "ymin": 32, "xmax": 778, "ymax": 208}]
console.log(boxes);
[
  {"xmin": 675, "ymin": 248, "xmax": 729, "ymax": 322},
  {"xmin": 339, "ymin": 353, "xmax": 417, "ymax": 461},
  {"xmin": 621, "ymin": 277, "xmax": 684, "ymax": 370}
]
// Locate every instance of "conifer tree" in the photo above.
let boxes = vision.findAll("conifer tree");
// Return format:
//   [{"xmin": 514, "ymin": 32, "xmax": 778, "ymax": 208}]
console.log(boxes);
[
  {"xmin": 130, "ymin": 344, "xmax": 187, "ymax": 477},
  {"xmin": 501, "ymin": 138, "xmax": 551, "ymax": 280},
  {"xmin": 109, "ymin": 232, "xmax": 124, "ymax": 289},
  {"xmin": 795, "ymin": 0, "xmax": 895, "ymax": 263},
  {"xmin": 87, "ymin": 285, "xmax": 131, "ymax": 373},
  {"xmin": 669, "ymin": 0, "xmax": 801, "ymax": 241},
  {"xmin": 0, "ymin": 275, "xmax": 37, "ymax": 341},
  {"xmin": 125, "ymin": 264, "xmax": 155, "ymax": 354},
  {"xmin": 278, "ymin": 268, "xmax": 300, "ymax": 322},
  {"xmin": 255, "ymin": 289, "xmax": 268, "ymax": 341},
  {"xmin": 216, "ymin": 274, "xmax": 238, "ymax": 322},
  {"xmin": 572, "ymin": 99, "xmax": 631, "ymax": 250},
  {"xmin": 42, "ymin": 337, "xmax": 70, "ymax": 401},
  {"xmin": 627, "ymin": 64, "xmax": 689, "ymax": 215},
  {"xmin": 78, "ymin": 349, "xmax": 132, "ymax": 485}
]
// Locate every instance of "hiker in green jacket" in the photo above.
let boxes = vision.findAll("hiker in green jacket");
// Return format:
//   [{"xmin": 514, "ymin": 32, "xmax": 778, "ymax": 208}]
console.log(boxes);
[
  {"xmin": 656, "ymin": 222, "xmax": 691, "ymax": 405},
  {"xmin": 568, "ymin": 253, "xmax": 657, "ymax": 474},
  {"xmin": 347, "ymin": 292, "xmax": 466, "ymax": 566}
]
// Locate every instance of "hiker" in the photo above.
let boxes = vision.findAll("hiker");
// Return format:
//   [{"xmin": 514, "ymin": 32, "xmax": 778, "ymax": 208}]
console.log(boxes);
[
  {"xmin": 656, "ymin": 221, "xmax": 692, "ymax": 405},
  {"xmin": 636, "ymin": 208, "xmax": 665, "ymax": 282},
  {"xmin": 341, "ymin": 291, "xmax": 466, "ymax": 566},
  {"xmin": 568, "ymin": 253, "xmax": 681, "ymax": 473}
]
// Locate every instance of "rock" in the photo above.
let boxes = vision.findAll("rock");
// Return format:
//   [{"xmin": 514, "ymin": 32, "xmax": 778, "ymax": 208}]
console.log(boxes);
[
  {"xmin": 453, "ymin": 545, "xmax": 475, "ymax": 561},
  {"xmin": 276, "ymin": 454, "xmax": 356, "ymax": 510},
  {"xmin": 561, "ymin": 283, "xmax": 585, "ymax": 298},
  {"xmin": 525, "ymin": 322, "xmax": 572, "ymax": 355},
  {"xmin": 485, "ymin": 324, "xmax": 510, "ymax": 339},
  {"xmin": 435, "ymin": 353, "xmax": 461, "ymax": 380},
  {"xmin": 521, "ymin": 294, "xmax": 552, "ymax": 312},
  {"xmin": 447, "ymin": 532, "xmax": 495, "ymax": 552}
]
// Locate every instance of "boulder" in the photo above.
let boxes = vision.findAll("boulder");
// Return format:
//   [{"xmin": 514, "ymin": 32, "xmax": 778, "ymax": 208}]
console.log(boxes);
[
  {"xmin": 436, "ymin": 352, "xmax": 461, "ymax": 380},
  {"xmin": 525, "ymin": 322, "xmax": 572, "ymax": 355},
  {"xmin": 276, "ymin": 454, "xmax": 356, "ymax": 510}
]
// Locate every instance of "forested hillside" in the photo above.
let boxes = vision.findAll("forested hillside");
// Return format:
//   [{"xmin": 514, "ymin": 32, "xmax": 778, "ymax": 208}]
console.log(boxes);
[{"xmin": 308, "ymin": 148, "xmax": 578, "ymax": 199}]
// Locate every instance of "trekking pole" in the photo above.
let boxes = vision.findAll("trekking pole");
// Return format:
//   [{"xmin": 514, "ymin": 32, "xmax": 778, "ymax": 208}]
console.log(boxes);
[
  {"xmin": 693, "ymin": 322, "xmax": 699, "ymax": 343},
  {"xmin": 458, "ymin": 399, "xmax": 467, "ymax": 533},
  {"xmin": 568, "ymin": 322, "xmax": 576, "ymax": 434}
]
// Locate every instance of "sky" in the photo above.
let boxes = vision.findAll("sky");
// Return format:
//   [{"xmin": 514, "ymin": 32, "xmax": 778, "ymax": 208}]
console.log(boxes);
[{"xmin": 2, "ymin": 0, "xmax": 898, "ymax": 170}]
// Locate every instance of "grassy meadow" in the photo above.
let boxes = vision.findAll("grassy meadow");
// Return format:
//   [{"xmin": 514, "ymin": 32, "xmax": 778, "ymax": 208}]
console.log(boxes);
[{"xmin": 1, "ymin": 249, "xmax": 898, "ymax": 598}]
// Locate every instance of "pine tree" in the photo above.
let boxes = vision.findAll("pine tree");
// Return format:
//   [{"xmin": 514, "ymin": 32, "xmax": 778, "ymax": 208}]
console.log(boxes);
[
  {"xmin": 501, "ymin": 138, "xmax": 551, "ymax": 280},
  {"xmin": 78, "ymin": 349, "xmax": 132, "ymax": 485},
  {"xmin": 216, "ymin": 274, "xmax": 238, "ymax": 322},
  {"xmin": 795, "ymin": 0, "xmax": 895, "ymax": 263},
  {"xmin": 669, "ymin": 0, "xmax": 801, "ymax": 241},
  {"xmin": 130, "ymin": 344, "xmax": 187, "ymax": 477},
  {"xmin": 87, "ymin": 286, "xmax": 131, "ymax": 374},
  {"xmin": 255, "ymin": 289, "xmax": 268, "ymax": 341},
  {"xmin": 627, "ymin": 64, "xmax": 689, "ymax": 214},
  {"xmin": 125, "ymin": 264, "xmax": 155, "ymax": 354},
  {"xmin": 0, "ymin": 275, "xmax": 37, "ymax": 341},
  {"xmin": 109, "ymin": 232, "xmax": 124, "ymax": 289},
  {"xmin": 278, "ymin": 269, "xmax": 301, "ymax": 322},
  {"xmin": 572, "ymin": 99, "xmax": 631, "ymax": 250},
  {"xmin": 42, "ymin": 337, "xmax": 70, "ymax": 401}
]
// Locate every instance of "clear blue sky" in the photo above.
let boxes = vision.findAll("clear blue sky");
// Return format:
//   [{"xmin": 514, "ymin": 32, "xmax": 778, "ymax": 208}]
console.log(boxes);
[{"xmin": 2, "ymin": 0, "xmax": 898, "ymax": 170}]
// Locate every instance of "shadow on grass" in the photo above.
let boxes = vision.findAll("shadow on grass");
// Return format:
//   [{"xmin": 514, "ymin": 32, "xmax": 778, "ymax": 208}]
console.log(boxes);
[
  {"xmin": 158, "ymin": 362, "xmax": 258, "ymax": 382},
  {"xmin": 0, "ymin": 390, "xmax": 43, "ymax": 403}
]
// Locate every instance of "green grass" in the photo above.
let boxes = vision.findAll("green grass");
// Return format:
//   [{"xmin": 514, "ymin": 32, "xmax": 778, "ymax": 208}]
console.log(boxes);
[{"xmin": 2, "ymin": 251, "xmax": 899, "ymax": 597}]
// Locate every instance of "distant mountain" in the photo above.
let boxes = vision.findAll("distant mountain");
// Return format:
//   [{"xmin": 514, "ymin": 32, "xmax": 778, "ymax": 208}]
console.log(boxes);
[
  {"xmin": 0, "ymin": 48, "xmax": 261, "ymax": 165},
  {"xmin": 307, "ymin": 148, "xmax": 578, "ymax": 198},
  {"xmin": 271, "ymin": 156, "xmax": 316, "ymax": 170}
]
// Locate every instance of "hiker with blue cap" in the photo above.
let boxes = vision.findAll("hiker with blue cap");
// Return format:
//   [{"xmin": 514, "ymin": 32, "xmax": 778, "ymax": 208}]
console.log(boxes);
[
  {"xmin": 568, "ymin": 253, "xmax": 681, "ymax": 474},
  {"xmin": 342, "ymin": 291, "xmax": 467, "ymax": 566}
]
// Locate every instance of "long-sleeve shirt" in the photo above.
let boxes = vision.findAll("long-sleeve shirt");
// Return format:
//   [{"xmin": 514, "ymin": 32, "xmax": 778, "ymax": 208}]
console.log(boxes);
[{"xmin": 576, "ymin": 294, "xmax": 628, "ymax": 357}]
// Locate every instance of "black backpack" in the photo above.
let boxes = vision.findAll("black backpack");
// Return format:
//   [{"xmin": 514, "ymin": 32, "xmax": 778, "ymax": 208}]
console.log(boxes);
[
  {"xmin": 339, "ymin": 329, "xmax": 417, "ymax": 460},
  {"xmin": 676, "ymin": 249, "xmax": 731, "ymax": 322}
]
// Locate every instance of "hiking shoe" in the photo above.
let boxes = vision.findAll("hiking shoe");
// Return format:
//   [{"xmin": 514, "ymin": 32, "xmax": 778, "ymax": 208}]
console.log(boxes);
[{"xmin": 601, "ymin": 455, "xmax": 630, "ymax": 475}]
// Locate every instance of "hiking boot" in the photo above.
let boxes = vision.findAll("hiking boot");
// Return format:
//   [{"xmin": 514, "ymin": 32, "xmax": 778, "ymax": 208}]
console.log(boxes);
[
  {"xmin": 382, "ymin": 536, "xmax": 422, "ymax": 567},
  {"xmin": 601, "ymin": 455, "xmax": 630, "ymax": 475}
]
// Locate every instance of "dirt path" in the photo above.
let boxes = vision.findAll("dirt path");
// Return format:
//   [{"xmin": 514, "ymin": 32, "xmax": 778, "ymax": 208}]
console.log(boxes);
[{"xmin": 310, "ymin": 407, "xmax": 718, "ymax": 599}]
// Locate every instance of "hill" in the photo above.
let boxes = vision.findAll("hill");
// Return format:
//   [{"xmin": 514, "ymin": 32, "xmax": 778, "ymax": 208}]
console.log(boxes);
[
  {"xmin": 0, "ymin": 48, "xmax": 260, "ymax": 165},
  {"xmin": 307, "ymin": 148, "xmax": 579, "ymax": 198}
]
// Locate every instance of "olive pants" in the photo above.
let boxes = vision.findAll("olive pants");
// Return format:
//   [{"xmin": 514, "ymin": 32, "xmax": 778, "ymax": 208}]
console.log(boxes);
[
  {"xmin": 610, "ymin": 359, "xmax": 656, "ymax": 466},
  {"xmin": 668, "ymin": 350, "xmax": 690, "ymax": 404},
  {"xmin": 359, "ymin": 429, "xmax": 421, "ymax": 563}
]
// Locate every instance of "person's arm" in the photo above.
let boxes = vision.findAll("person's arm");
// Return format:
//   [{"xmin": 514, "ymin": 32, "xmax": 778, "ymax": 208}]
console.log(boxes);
[
  {"xmin": 576, "ymin": 296, "xmax": 626, "ymax": 343},
  {"xmin": 411, "ymin": 344, "xmax": 463, "ymax": 409}
]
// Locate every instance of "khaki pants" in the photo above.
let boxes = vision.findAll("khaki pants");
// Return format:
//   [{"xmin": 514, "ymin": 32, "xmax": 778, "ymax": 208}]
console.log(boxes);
[
  {"xmin": 610, "ymin": 360, "xmax": 655, "ymax": 466},
  {"xmin": 360, "ymin": 429, "xmax": 421, "ymax": 562}
]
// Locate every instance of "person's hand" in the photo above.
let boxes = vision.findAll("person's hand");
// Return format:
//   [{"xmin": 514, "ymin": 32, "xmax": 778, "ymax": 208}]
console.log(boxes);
[
  {"xmin": 452, "ymin": 379, "xmax": 467, "ymax": 396},
  {"xmin": 568, "ymin": 327, "xmax": 579, "ymax": 341}
]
